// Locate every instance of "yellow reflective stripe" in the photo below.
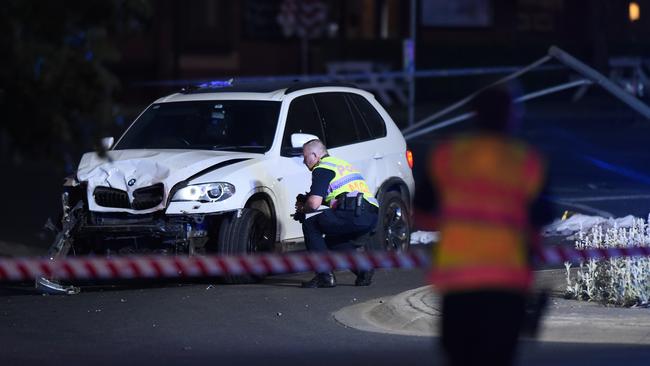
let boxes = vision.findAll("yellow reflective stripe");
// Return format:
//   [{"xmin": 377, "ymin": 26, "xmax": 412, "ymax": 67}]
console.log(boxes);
[{"xmin": 316, "ymin": 156, "xmax": 377, "ymax": 206}]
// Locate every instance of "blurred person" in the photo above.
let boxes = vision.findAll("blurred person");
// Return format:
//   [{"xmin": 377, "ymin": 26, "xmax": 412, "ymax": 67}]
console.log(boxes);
[
  {"xmin": 295, "ymin": 139, "xmax": 379, "ymax": 288},
  {"xmin": 416, "ymin": 86, "xmax": 552, "ymax": 365}
]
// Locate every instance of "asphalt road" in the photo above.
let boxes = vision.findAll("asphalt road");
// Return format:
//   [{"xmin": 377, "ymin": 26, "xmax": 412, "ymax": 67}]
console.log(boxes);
[
  {"xmin": 2, "ymin": 269, "xmax": 650, "ymax": 366},
  {"xmin": 2, "ymin": 270, "xmax": 433, "ymax": 366}
]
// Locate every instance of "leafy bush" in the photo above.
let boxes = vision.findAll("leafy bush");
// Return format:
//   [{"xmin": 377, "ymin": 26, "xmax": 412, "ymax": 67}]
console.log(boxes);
[
  {"xmin": 565, "ymin": 216, "xmax": 650, "ymax": 307},
  {"xmin": 0, "ymin": 1, "xmax": 150, "ymax": 163}
]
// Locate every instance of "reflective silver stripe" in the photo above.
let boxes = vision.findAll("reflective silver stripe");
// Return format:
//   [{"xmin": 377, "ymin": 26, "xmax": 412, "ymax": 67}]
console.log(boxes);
[
  {"xmin": 329, "ymin": 173, "xmax": 365, "ymax": 192},
  {"xmin": 318, "ymin": 161, "xmax": 337, "ymax": 168}
]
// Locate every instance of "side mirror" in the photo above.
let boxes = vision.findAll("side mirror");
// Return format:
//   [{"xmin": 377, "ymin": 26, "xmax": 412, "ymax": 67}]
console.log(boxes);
[
  {"xmin": 291, "ymin": 133, "xmax": 319, "ymax": 149},
  {"xmin": 101, "ymin": 137, "xmax": 115, "ymax": 150}
]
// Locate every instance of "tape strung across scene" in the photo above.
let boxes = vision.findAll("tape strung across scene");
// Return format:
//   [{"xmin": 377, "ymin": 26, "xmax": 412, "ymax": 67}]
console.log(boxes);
[{"xmin": 0, "ymin": 246, "xmax": 649, "ymax": 282}]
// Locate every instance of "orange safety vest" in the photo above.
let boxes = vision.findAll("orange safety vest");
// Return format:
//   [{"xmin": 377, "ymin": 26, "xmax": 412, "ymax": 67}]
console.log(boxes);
[{"xmin": 428, "ymin": 134, "xmax": 545, "ymax": 293}]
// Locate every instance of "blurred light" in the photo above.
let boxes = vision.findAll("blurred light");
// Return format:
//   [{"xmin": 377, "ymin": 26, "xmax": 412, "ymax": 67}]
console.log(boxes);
[
  {"xmin": 197, "ymin": 79, "xmax": 233, "ymax": 89},
  {"xmin": 629, "ymin": 2, "xmax": 640, "ymax": 22},
  {"xmin": 405, "ymin": 149, "xmax": 414, "ymax": 169},
  {"xmin": 583, "ymin": 155, "xmax": 650, "ymax": 185},
  {"xmin": 561, "ymin": 210, "xmax": 574, "ymax": 220}
]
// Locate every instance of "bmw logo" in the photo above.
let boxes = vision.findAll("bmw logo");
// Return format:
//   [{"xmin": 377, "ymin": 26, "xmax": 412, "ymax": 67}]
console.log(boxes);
[{"xmin": 127, "ymin": 178, "xmax": 137, "ymax": 187}]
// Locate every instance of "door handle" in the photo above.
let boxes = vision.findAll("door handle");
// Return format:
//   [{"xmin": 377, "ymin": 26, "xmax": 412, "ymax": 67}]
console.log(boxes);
[{"xmin": 373, "ymin": 153, "xmax": 384, "ymax": 160}]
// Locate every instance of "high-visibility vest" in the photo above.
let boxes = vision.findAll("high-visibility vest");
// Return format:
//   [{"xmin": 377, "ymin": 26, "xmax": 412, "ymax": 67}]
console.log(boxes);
[
  {"xmin": 314, "ymin": 156, "xmax": 379, "ymax": 208},
  {"xmin": 429, "ymin": 134, "xmax": 544, "ymax": 293}
]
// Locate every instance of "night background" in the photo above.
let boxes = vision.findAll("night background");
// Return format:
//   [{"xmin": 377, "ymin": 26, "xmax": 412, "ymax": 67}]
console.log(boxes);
[
  {"xmin": 1, "ymin": 1, "xmax": 650, "ymax": 366},
  {"xmin": 2, "ymin": 0, "xmax": 650, "ymax": 251},
  {"xmin": 0, "ymin": 0, "xmax": 649, "ymax": 250}
]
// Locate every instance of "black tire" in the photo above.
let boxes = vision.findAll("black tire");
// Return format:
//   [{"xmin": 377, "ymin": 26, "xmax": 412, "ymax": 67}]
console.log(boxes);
[
  {"xmin": 218, "ymin": 208, "xmax": 273, "ymax": 284},
  {"xmin": 369, "ymin": 191, "xmax": 411, "ymax": 251}
]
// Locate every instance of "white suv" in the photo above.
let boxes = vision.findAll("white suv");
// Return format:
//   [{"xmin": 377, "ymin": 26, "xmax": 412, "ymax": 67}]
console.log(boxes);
[{"xmin": 52, "ymin": 82, "xmax": 414, "ymax": 270}]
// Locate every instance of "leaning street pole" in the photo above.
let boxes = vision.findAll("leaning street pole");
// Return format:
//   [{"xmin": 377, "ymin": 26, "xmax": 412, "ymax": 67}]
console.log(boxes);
[{"xmin": 407, "ymin": 0, "xmax": 417, "ymax": 127}]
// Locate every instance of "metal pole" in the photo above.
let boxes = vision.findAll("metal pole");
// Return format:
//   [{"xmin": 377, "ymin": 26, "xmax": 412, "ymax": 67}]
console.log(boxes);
[
  {"xmin": 401, "ymin": 55, "xmax": 552, "ymax": 135},
  {"xmin": 404, "ymin": 112, "xmax": 475, "ymax": 141},
  {"xmin": 549, "ymin": 46, "xmax": 650, "ymax": 120},
  {"xmin": 514, "ymin": 79, "xmax": 592, "ymax": 103},
  {"xmin": 404, "ymin": 79, "xmax": 593, "ymax": 141},
  {"xmin": 408, "ymin": 0, "xmax": 417, "ymax": 127}
]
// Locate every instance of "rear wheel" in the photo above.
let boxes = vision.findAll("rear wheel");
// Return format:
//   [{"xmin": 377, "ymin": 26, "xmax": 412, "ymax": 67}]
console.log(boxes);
[
  {"xmin": 218, "ymin": 208, "xmax": 274, "ymax": 283},
  {"xmin": 370, "ymin": 191, "xmax": 411, "ymax": 251}
]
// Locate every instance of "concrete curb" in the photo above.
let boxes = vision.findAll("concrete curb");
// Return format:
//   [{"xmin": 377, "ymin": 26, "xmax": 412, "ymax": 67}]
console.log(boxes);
[
  {"xmin": 334, "ymin": 287, "xmax": 437, "ymax": 337},
  {"xmin": 334, "ymin": 269, "xmax": 650, "ymax": 344}
]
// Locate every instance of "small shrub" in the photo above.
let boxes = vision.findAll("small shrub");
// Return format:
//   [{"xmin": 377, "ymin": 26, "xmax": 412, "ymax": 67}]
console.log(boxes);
[{"xmin": 565, "ymin": 216, "xmax": 650, "ymax": 307}]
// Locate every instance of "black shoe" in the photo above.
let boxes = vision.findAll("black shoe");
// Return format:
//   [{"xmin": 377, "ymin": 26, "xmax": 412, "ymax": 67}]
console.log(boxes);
[
  {"xmin": 301, "ymin": 272, "xmax": 336, "ymax": 288},
  {"xmin": 354, "ymin": 269, "xmax": 374, "ymax": 286}
]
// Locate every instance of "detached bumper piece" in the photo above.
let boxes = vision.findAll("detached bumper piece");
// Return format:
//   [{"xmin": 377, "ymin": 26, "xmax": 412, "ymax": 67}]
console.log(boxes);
[{"xmin": 35, "ymin": 277, "xmax": 80, "ymax": 295}]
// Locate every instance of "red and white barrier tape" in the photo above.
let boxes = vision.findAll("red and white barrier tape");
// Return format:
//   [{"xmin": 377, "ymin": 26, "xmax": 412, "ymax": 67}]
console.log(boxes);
[
  {"xmin": 1, "ymin": 245, "xmax": 649, "ymax": 282},
  {"xmin": 0, "ymin": 250, "xmax": 428, "ymax": 282},
  {"xmin": 537, "ymin": 245, "xmax": 650, "ymax": 265}
]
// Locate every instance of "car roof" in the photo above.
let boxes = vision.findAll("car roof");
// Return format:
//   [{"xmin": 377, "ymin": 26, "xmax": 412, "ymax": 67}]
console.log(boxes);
[
  {"xmin": 181, "ymin": 81, "xmax": 358, "ymax": 95},
  {"xmin": 154, "ymin": 81, "xmax": 372, "ymax": 103}
]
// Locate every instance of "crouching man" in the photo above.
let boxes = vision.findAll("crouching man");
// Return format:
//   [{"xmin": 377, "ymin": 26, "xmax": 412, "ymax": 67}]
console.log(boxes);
[{"xmin": 295, "ymin": 139, "xmax": 379, "ymax": 288}]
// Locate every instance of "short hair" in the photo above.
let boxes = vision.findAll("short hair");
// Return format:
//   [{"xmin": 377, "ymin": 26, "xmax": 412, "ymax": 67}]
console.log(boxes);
[
  {"xmin": 472, "ymin": 86, "xmax": 513, "ymax": 132},
  {"xmin": 303, "ymin": 139, "xmax": 328, "ymax": 157}
]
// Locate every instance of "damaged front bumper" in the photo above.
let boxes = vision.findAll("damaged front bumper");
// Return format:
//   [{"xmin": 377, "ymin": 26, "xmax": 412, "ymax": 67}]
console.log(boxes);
[
  {"xmin": 40, "ymin": 190, "xmax": 232, "ymax": 294},
  {"xmin": 71, "ymin": 209, "xmax": 222, "ymax": 256}
]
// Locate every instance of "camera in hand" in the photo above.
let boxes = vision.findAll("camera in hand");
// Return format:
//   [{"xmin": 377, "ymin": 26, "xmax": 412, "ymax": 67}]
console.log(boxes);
[{"xmin": 296, "ymin": 193, "xmax": 307, "ymax": 204}]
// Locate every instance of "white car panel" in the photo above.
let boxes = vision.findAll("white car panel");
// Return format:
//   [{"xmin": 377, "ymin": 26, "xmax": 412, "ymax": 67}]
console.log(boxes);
[{"xmin": 72, "ymin": 84, "xmax": 414, "ymax": 245}]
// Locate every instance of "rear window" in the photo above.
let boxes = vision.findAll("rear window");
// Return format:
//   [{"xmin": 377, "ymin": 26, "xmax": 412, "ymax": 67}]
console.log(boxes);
[{"xmin": 348, "ymin": 94, "xmax": 386, "ymax": 139}]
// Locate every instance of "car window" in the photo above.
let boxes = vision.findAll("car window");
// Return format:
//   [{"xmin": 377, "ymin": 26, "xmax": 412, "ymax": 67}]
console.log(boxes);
[
  {"xmin": 116, "ymin": 101, "xmax": 281, "ymax": 152},
  {"xmin": 281, "ymin": 95, "xmax": 325, "ymax": 153},
  {"xmin": 349, "ymin": 94, "xmax": 387, "ymax": 138},
  {"xmin": 344, "ymin": 94, "xmax": 372, "ymax": 142},
  {"xmin": 313, "ymin": 93, "xmax": 358, "ymax": 148}
]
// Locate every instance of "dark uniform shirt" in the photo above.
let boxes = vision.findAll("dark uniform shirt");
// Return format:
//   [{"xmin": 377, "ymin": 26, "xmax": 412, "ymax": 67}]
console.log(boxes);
[{"xmin": 308, "ymin": 168, "xmax": 335, "ymax": 199}]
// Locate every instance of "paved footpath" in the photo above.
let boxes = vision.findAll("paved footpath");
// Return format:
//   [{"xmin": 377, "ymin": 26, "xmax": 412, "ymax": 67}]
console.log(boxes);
[{"xmin": 335, "ymin": 269, "xmax": 650, "ymax": 344}]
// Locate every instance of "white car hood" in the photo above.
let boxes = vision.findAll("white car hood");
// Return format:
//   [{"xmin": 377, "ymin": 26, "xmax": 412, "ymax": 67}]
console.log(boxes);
[{"xmin": 77, "ymin": 149, "xmax": 257, "ymax": 213}]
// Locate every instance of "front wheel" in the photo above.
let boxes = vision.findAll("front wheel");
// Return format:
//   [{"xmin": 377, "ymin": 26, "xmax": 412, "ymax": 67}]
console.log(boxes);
[
  {"xmin": 217, "ymin": 208, "xmax": 274, "ymax": 283},
  {"xmin": 369, "ymin": 191, "xmax": 411, "ymax": 251}
]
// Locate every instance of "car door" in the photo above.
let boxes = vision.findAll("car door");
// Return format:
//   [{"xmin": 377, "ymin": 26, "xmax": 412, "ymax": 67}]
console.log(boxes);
[
  {"xmin": 276, "ymin": 94, "xmax": 326, "ymax": 241},
  {"xmin": 312, "ymin": 92, "xmax": 388, "ymax": 194}
]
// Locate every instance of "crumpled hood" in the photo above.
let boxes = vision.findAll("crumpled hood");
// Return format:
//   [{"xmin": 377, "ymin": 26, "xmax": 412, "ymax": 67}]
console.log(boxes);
[{"xmin": 77, "ymin": 149, "xmax": 257, "ymax": 213}]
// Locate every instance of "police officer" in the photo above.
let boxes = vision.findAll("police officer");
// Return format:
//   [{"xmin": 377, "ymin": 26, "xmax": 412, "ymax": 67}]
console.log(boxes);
[{"xmin": 295, "ymin": 139, "xmax": 379, "ymax": 288}]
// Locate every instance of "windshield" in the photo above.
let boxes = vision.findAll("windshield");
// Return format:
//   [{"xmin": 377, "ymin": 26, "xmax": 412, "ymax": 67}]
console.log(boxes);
[{"xmin": 115, "ymin": 100, "xmax": 281, "ymax": 152}]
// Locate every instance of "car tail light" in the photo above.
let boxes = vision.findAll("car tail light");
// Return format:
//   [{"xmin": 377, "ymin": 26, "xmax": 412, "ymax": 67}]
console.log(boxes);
[{"xmin": 405, "ymin": 149, "xmax": 414, "ymax": 169}]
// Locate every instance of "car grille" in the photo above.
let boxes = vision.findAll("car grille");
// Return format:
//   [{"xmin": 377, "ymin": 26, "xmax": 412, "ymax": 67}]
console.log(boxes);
[
  {"xmin": 132, "ymin": 183, "xmax": 165, "ymax": 210},
  {"xmin": 94, "ymin": 183, "xmax": 164, "ymax": 210}
]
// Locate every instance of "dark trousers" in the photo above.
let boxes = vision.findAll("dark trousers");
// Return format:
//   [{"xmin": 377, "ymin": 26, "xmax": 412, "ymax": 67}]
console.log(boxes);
[
  {"xmin": 302, "ymin": 208, "xmax": 377, "ymax": 253},
  {"xmin": 441, "ymin": 290, "xmax": 526, "ymax": 366}
]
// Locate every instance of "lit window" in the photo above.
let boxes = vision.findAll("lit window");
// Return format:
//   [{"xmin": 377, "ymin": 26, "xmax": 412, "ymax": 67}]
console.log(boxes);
[{"xmin": 629, "ymin": 2, "xmax": 640, "ymax": 22}]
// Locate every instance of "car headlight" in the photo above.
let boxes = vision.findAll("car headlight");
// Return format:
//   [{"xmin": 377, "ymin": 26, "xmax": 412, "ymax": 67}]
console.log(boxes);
[{"xmin": 171, "ymin": 182, "xmax": 235, "ymax": 203}]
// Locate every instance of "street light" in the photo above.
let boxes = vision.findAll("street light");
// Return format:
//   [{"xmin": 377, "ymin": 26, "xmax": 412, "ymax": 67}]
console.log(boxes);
[{"xmin": 629, "ymin": 2, "xmax": 640, "ymax": 22}]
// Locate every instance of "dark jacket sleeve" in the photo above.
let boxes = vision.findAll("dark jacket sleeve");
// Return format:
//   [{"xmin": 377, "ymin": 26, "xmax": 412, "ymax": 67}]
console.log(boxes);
[{"xmin": 309, "ymin": 168, "xmax": 335, "ymax": 198}]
